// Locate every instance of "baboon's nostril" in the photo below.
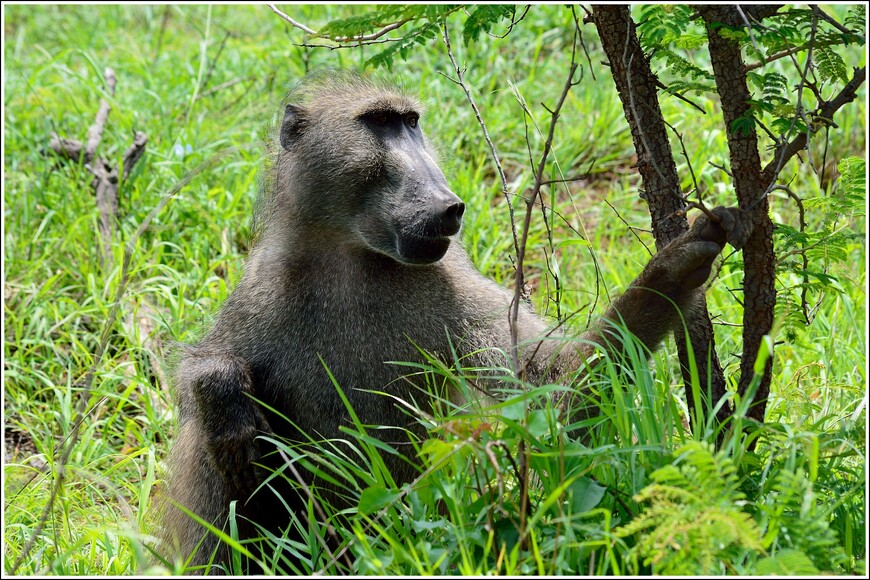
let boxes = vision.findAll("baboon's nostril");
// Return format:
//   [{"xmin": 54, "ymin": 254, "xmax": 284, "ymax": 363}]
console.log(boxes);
[{"xmin": 442, "ymin": 202, "xmax": 465, "ymax": 234}]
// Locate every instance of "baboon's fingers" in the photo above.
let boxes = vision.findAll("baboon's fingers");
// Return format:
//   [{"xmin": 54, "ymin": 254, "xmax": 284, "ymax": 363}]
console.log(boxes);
[
  {"xmin": 700, "ymin": 206, "xmax": 752, "ymax": 250},
  {"xmin": 201, "ymin": 425, "xmax": 258, "ymax": 494}
]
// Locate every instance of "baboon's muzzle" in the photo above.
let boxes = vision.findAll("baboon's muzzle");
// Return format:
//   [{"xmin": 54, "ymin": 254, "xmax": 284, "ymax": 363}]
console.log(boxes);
[{"xmin": 396, "ymin": 189, "xmax": 465, "ymax": 265}]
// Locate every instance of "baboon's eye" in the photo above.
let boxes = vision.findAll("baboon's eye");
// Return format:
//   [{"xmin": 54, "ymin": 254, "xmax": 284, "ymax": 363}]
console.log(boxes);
[
  {"xmin": 360, "ymin": 110, "xmax": 396, "ymax": 128},
  {"xmin": 405, "ymin": 113, "xmax": 419, "ymax": 129}
]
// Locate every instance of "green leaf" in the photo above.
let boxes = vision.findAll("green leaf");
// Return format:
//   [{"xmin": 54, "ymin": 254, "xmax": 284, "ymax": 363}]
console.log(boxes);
[
  {"xmin": 568, "ymin": 477, "xmax": 607, "ymax": 514},
  {"xmin": 755, "ymin": 549, "xmax": 820, "ymax": 575},
  {"xmin": 730, "ymin": 114, "xmax": 756, "ymax": 137},
  {"xmin": 462, "ymin": 5, "xmax": 515, "ymax": 44},
  {"xmin": 836, "ymin": 156, "xmax": 866, "ymax": 200},
  {"xmin": 358, "ymin": 484, "xmax": 401, "ymax": 516},
  {"xmin": 526, "ymin": 409, "xmax": 550, "ymax": 438},
  {"xmin": 815, "ymin": 46, "xmax": 848, "ymax": 84}
]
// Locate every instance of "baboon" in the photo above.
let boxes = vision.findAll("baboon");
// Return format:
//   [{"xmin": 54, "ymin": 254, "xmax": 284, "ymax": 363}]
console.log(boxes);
[{"xmin": 159, "ymin": 70, "xmax": 749, "ymax": 574}]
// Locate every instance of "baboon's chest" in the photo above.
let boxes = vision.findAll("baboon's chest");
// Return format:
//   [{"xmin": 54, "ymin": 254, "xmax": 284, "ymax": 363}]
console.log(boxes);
[{"xmin": 251, "ymin": 278, "xmax": 458, "ymax": 410}]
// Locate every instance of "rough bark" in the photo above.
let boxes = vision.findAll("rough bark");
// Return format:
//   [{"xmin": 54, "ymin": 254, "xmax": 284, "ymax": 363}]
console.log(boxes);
[
  {"xmin": 591, "ymin": 4, "xmax": 729, "ymax": 429},
  {"xmin": 697, "ymin": 6, "xmax": 775, "ymax": 425}
]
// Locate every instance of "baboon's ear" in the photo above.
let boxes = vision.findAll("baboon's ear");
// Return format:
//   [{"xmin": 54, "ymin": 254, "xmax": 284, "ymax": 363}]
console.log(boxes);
[{"xmin": 280, "ymin": 104, "xmax": 307, "ymax": 150}]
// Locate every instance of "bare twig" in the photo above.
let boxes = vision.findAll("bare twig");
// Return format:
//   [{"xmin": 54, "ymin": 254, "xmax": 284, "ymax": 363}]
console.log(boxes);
[
  {"xmin": 505, "ymin": 24, "xmax": 581, "ymax": 552},
  {"xmin": 85, "ymin": 68, "xmax": 117, "ymax": 162},
  {"xmin": 656, "ymin": 79, "xmax": 708, "ymax": 114},
  {"xmin": 92, "ymin": 159, "xmax": 120, "ymax": 262},
  {"xmin": 661, "ymin": 118, "xmax": 701, "ymax": 201},
  {"xmin": 198, "ymin": 76, "xmax": 256, "ymax": 100},
  {"xmin": 441, "ymin": 22, "xmax": 519, "ymax": 260},
  {"xmin": 735, "ymin": 5, "xmax": 762, "ymax": 56},
  {"xmin": 293, "ymin": 38, "xmax": 400, "ymax": 51},
  {"xmin": 47, "ymin": 133, "xmax": 86, "ymax": 163},
  {"xmin": 813, "ymin": 4, "xmax": 863, "ymax": 37},
  {"xmin": 745, "ymin": 42, "xmax": 810, "ymax": 73},
  {"xmin": 604, "ymin": 198, "xmax": 652, "ymax": 256},
  {"xmin": 267, "ymin": 4, "xmax": 316, "ymax": 34},
  {"xmin": 122, "ymin": 132, "xmax": 148, "ymax": 180},
  {"xmin": 624, "ymin": 51, "xmax": 688, "ymax": 208},
  {"xmin": 44, "ymin": 69, "xmax": 150, "ymax": 266},
  {"xmin": 486, "ymin": 5, "xmax": 531, "ymax": 39},
  {"xmin": 514, "ymin": 93, "xmax": 560, "ymax": 319},
  {"xmin": 571, "ymin": 6, "xmax": 596, "ymax": 81},
  {"xmin": 708, "ymin": 161, "xmax": 733, "ymax": 179},
  {"xmin": 539, "ymin": 170, "xmax": 593, "ymax": 186},
  {"xmin": 152, "ymin": 5, "xmax": 172, "ymax": 63},
  {"xmin": 201, "ymin": 30, "xmax": 231, "ymax": 92},
  {"xmin": 510, "ymin": 58, "xmax": 579, "ymax": 375}
]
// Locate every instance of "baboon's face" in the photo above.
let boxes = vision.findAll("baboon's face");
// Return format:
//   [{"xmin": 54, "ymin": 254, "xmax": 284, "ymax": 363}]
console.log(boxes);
[
  {"xmin": 280, "ymin": 90, "xmax": 465, "ymax": 266},
  {"xmin": 353, "ymin": 106, "xmax": 465, "ymax": 265}
]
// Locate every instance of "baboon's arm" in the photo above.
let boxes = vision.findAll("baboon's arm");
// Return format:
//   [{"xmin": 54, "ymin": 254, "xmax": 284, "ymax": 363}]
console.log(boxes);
[
  {"xmin": 582, "ymin": 206, "xmax": 750, "ymax": 361},
  {"xmin": 178, "ymin": 353, "xmax": 273, "ymax": 497}
]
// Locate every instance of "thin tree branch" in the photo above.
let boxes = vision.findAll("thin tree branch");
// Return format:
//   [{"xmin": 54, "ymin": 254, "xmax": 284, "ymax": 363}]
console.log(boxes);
[
  {"xmin": 293, "ymin": 37, "xmax": 400, "ymax": 51},
  {"xmin": 486, "ymin": 5, "xmax": 531, "ymax": 39},
  {"xmin": 813, "ymin": 4, "xmax": 862, "ymax": 37},
  {"xmin": 510, "ymin": 56, "xmax": 579, "ymax": 376},
  {"xmin": 267, "ymin": 4, "xmax": 316, "ymax": 34},
  {"xmin": 604, "ymin": 198, "xmax": 653, "ymax": 256},
  {"xmin": 745, "ymin": 42, "xmax": 810, "ymax": 73},
  {"xmin": 267, "ymin": 3, "xmax": 411, "ymax": 43},
  {"xmin": 197, "ymin": 75, "xmax": 256, "ymax": 100},
  {"xmin": 440, "ymin": 22, "xmax": 519, "ymax": 263},
  {"xmin": 760, "ymin": 66, "xmax": 866, "ymax": 189}
]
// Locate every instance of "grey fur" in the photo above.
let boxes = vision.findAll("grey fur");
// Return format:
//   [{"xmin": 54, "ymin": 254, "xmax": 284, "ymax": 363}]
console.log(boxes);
[{"xmin": 157, "ymin": 71, "xmax": 749, "ymax": 574}]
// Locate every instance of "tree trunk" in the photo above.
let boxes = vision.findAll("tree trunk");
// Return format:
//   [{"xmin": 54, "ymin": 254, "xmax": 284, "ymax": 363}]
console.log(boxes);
[
  {"xmin": 698, "ymin": 5, "xmax": 776, "ymax": 426},
  {"xmin": 590, "ymin": 5, "xmax": 729, "ymax": 431}
]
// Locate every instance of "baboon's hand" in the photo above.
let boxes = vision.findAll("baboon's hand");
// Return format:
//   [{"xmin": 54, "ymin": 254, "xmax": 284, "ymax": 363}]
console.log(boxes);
[
  {"xmin": 638, "ymin": 206, "xmax": 751, "ymax": 294},
  {"xmin": 188, "ymin": 356, "xmax": 273, "ymax": 498},
  {"xmin": 696, "ymin": 206, "xmax": 752, "ymax": 251},
  {"xmin": 200, "ymin": 403, "xmax": 273, "ymax": 498}
]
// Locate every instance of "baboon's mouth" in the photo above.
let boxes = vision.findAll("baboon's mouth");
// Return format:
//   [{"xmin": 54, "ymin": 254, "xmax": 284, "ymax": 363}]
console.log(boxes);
[{"xmin": 396, "ymin": 233, "xmax": 451, "ymax": 265}]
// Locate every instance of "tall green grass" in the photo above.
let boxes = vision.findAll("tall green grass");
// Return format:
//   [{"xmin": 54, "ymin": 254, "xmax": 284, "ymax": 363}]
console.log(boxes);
[{"xmin": 3, "ymin": 4, "xmax": 865, "ymax": 575}]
